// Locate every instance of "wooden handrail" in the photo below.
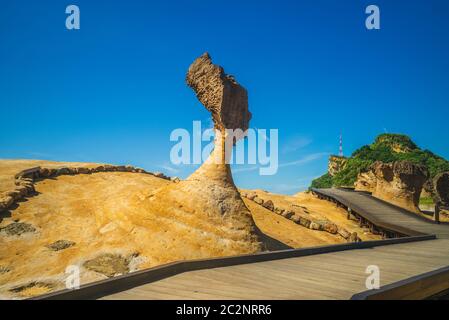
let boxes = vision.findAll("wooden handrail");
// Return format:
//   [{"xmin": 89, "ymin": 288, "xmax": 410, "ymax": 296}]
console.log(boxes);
[{"xmin": 32, "ymin": 234, "xmax": 435, "ymax": 300}]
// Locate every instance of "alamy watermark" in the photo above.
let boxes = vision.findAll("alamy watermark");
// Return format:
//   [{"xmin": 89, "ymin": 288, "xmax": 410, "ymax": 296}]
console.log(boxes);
[
  {"xmin": 170, "ymin": 121, "xmax": 278, "ymax": 176},
  {"xmin": 366, "ymin": 5, "xmax": 380, "ymax": 30},
  {"xmin": 365, "ymin": 265, "xmax": 380, "ymax": 289},
  {"xmin": 65, "ymin": 265, "xmax": 80, "ymax": 290},
  {"xmin": 66, "ymin": 5, "xmax": 80, "ymax": 30}
]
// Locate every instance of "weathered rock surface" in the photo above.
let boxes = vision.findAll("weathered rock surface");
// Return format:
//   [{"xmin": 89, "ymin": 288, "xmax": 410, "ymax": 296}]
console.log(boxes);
[
  {"xmin": 421, "ymin": 179, "xmax": 435, "ymax": 199},
  {"xmin": 83, "ymin": 253, "xmax": 133, "ymax": 278},
  {"xmin": 142, "ymin": 53, "xmax": 286, "ymax": 254},
  {"xmin": 262, "ymin": 200, "xmax": 274, "ymax": 211},
  {"xmin": 434, "ymin": 172, "xmax": 449, "ymax": 206},
  {"xmin": 0, "ymin": 266, "xmax": 10, "ymax": 274},
  {"xmin": 46, "ymin": 240, "xmax": 75, "ymax": 251},
  {"xmin": 355, "ymin": 161, "xmax": 429, "ymax": 213},
  {"xmin": 9, "ymin": 281, "xmax": 55, "ymax": 297},
  {"xmin": 0, "ymin": 222, "xmax": 36, "ymax": 236},
  {"xmin": 328, "ymin": 155, "xmax": 347, "ymax": 177},
  {"xmin": 186, "ymin": 52, "xmax": 252, "ymax": 133},
  {"xmin": 354, "ymin": 170, "xmax": 377, "ymax": 192}
]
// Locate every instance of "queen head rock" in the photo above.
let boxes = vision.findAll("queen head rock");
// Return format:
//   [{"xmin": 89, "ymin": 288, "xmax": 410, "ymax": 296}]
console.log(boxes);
[{"xmin": 145, "ymin": 53, "xmax": 286, "ymax": 256}]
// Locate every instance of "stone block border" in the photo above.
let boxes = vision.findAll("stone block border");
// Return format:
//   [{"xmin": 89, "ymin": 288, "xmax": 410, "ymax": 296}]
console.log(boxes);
[{"xmin": 240, "ymin": 191, "xmax": 360, "ymax": 242}]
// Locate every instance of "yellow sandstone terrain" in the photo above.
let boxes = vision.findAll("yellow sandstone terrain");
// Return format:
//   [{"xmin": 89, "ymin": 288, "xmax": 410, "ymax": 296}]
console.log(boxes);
[
  {"xmin": 0, "ymin": 53, "xmax": 380, "ymax": 299},
  {"xmin": 0, "ymin": 159, "xmax": 381, "ymax": 299}
]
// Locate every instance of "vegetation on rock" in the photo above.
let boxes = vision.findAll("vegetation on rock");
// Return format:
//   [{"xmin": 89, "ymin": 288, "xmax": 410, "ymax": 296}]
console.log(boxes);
[{"xmin": 311, "ymin": 134, "xmax": 449, "ymax": 188}]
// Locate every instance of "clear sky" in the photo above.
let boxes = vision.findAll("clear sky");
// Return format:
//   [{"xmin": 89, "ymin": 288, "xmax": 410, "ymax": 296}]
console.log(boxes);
[{"xmin": 1, "ymin": 0, "xmax": 448, "ymax": 194}]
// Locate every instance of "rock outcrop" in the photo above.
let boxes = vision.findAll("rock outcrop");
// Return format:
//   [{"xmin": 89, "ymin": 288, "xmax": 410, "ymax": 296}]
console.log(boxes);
[
  {"xmin": 145, "ymin": 53, "xmax": 285, "ymax": 254},
  {"xmin": 434, "ymin": 172, "xmax": 449, "ymax": 207},
  {"xmin": 328, "ymin": 155, "xmax": 347, "ymax": 177},
  {"xmin": 355, "ymin": 161, "xmax": 429, "ymax": 213},
  {"xmin": 186, "ymin": 53, "xmax": 252, "ymax": 134},
  {"xmin": 421, "ymin": 179, "xmax": 435, "ymax": 199}
]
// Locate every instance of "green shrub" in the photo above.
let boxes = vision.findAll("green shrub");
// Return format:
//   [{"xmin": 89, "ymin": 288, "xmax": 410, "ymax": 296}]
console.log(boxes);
[
  {"xmin": 311, "ymin": 133, "xmax": 449, "ymax": 189},
  {"xmin": 310, "ymin": 173, "xmax": 333, "ymax": 189}
]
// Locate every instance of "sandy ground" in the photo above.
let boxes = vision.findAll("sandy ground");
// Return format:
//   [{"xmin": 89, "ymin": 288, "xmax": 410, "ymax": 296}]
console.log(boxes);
[{"xmin": 0, "ymin": 159, "xmax": 380, "ymax": 299}]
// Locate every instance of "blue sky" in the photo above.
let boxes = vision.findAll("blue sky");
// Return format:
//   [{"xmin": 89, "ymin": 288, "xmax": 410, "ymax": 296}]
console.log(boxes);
[{"xmin": 1, "ymin": 0, "xmax": 448, "ymax": 194}]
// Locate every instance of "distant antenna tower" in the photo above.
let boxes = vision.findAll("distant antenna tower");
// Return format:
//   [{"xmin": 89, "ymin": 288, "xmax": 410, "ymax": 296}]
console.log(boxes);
[{"xmin": 339, "ymin": 133, "xmax": 343, "ymax": 157}]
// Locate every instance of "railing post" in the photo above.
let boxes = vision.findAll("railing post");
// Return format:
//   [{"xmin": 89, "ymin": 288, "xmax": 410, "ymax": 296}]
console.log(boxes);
[{"xmin": 434, "ymin": 203, "xmax": 440, "ymax": 224}]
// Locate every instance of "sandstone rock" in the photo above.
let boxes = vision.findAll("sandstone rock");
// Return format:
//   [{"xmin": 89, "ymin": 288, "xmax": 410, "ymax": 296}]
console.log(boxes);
[
  {"xmin": 10, "ymin": 281, "xmax": 55, "ymax": 296},
  {"xmin": 290, "ymin": 215, "xmax": 301, "ymax": 224},
  {"xmin": 6, "ymin": 190, "xmax": 21, "ymax": 200},
  {"xmin": 282, "ymin": 210, "xmax": 295, "ymax": 219},
  {"xmin": 84, "ymin": 253, "xmax": 131, "ymax": 278},
  {"xmin": 96, "ymin": 165, "xmax": 106, "ymax": 172},
  {"xmin": 274, "ymin": 207, "xmax": 285, "ymax": 215},
  {"xmin": 170, "ymin": 176, "xmax": 181, "ymax": 183},
  {"xmin": 262, "ymin": 200, "xmax": 274, "ymax": 211},
  {"xmin": 56, "ymin": 167, "xmax": 71, "ymax": 175},
  {"xmin": 253, "ymin": 197, "xmax": 264, "ymax": 205},
  {"xmin": 14, "ymin": 186, "xmax": 29, "ymax": 197},
  {"xmin": 246, "ymin": 193, "xmax": 257, "ymax": 201},
  {"xmin": 328, "ymin": 155, "xmax": 347, "ymax": 177},
  {"xmin": 77, "ymin": 167, "xmax": 91, "ymax": 174},
  {"xmin": 47, "ymin": 168, "xmax": 57, "ymax": 177},
  {"xmin": 14, "ymin": 167, "xmax": 41, "ymax": 180},
  {"xmin": 0, "ymin": 266, "xmax": 10, "ymax": 274},
  {"xmin": 1, "ymin": 196, "xmax": 14, "ymax": 208},
  {"xmin": 137, "ymin": 53, "xmax": 286, "ymax": 254},
  {"xmin": 39, "ymin": 168, "xmax": 50, "ymax": 178},
  {"xmin": 434, "ymin": 172, "xmax": 449, "ymax": 206},
  {"xmin": 309, "ymin": 222, "xmax": 323, "ymax": 231},
  {"xmin": 299, "ymin": 217, "xmax": 311, "ymax": 228},
  {"xmin": 323, "ymin": 222, "xmax": 338, "ymax": 234},
  {"xmin": 355, "ymin": 161, "xmax": 428, "ymax": 213},
  {"xmin": 103, "ymin": 165, "xmax": 115, "ymax": 171},
  {"xmin": 354, "ymin": 170, "xmax": 376, "ymax": 193},
  {"xmin": 0, "ymin": 222, "xmax": 36, "ymax": 236},
  {"xmin": 422, "ymin": 179, "xmax": 435, "ymax": 199},
  {"xmin": 46, "ymin": 240, "xmax": 75, "ymax": 251},
  {"xmin": 338, "ymin": 228, "xmax": 351, "ymax": 239},
  {"xmin": 154, "ymin": 172, "xmax": 167, "ymax": 179},
  {"xmin": 186, "ymin": 52, "xmax": 252, "ymax": 133},
  {"xmin": 348, "ymin": 232, "xmax": 359, "ymax": 242},
  {"xmin": 15, "ymin": 177, "xmax": 33, "ymax": 186}
]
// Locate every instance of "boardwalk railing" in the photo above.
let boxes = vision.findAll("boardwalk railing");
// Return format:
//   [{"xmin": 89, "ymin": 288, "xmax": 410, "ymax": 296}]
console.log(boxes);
[
  {"xmin": 352, "ymin": 265, "xmax": 449, "ymax": 300},
  {"xmin": 311, "ymin": 188, "xmax": 429, "ymax": 238},
  {"xmin": 33, "ymin": 234, "xmax": 434, "ymax": 300},
  {"xmin": 34, "ymin": 188, "xmax": 446, "ymax": 300}
]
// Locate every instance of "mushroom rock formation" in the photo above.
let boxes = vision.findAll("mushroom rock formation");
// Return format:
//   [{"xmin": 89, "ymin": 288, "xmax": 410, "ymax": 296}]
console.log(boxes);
[
  {"xmin": 434, "ymin": 172, "xmax": 449, "ymax": 207},
  {"xmin": 355, "ymin": 161, "xmax": 428, "ymax": 213},
  {"xmin": 146, "ymin": 53, "xmax": 287, "ymax": 256}
]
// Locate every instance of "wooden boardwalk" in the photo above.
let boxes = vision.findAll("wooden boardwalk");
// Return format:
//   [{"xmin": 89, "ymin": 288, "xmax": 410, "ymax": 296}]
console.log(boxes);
[
  {"xmin": 102, "ymin": 238, "xmax": 449, "ymax": 300},
  {"xmin": 313, "ymin": 188, "xmax": 449, "ymax": 239},
  {"xmin": 39, "ymin": 188, "xmax": 449, "ymax": 300}
]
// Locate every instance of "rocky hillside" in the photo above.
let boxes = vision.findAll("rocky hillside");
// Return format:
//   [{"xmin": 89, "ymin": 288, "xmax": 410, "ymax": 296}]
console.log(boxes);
[{"xmin": 311, "ymin": 134, "xmax": 449, "ymax": 190}]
